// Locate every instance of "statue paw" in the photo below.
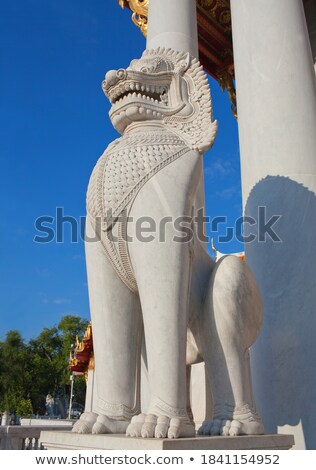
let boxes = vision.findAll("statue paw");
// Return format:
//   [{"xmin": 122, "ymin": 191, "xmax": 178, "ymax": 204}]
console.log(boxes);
[
  {"xmin": 126, "ymin": 413, "xmax": 146, "ymax": 437},
  {"xmin": 126, "ymin": 413, "xmax": 195, "ymax": 439},
  {"xmin": 198, "ymin": 405, "xmax": 264, "ymax": 436},
  {"xmin": 167, "ymin": 417, "xmax": 195, "ymax": 439},
  {"xmin": 222, "ymin": 419, "xmax": 264, "ymax": 436},
  {"xmin": 198, "ymin": 419, "xmax": 231, "ymax": 436},
  {"xmin": 72, "ymin": 412, "xmax": 98, "ymax": 434},
  {"xmin": 229, "ymin": 405, "xmax": 264, "ymax": 435},
  {"xmin": 92, "ymin": 414, "xmax": 130, "ymax": 434}
]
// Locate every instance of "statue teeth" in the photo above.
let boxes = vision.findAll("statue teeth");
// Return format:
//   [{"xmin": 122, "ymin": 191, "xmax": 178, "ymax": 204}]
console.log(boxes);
[
  {"xmin": 137, "ymin": 93, "xmax": 142, "ymax": 98},
  {"xmin": 135, "ymin": 83, "xmax": 140, "ymax": 90},
  {"xmin": 153, "ymin": 111, "xmax": 157, "ymax": 116},
  {"xmin": 146, "ymin": 86, "xmax": 150, "ymax": 92},
  {"xmin": 126, "ymin": 106, "xmax": 139, "ymax": 117},
  {"xmin": 155, "ymin": 99, "xmax": 159, "ymax": 104},
  {"xmin": 150, "ymin": 86, "xmax": 155, "ymax": 93},
  {"xmin": 139, "ymin": 107, "xmax": 145, "ymax": 114},
  {"xmin": 141, "ymin": 85, "xmax": 145, "ymax": 91},
  {"xmin": 132, "ymin": 92, "xmax": 137, "ymax": 97},
  {"xmin": 146, "ymin": 109, "xmax": 152, "ymax": 116},
  {"xmin": 130, "ymin": 83, "xmax": 135, "ymax": 90}
]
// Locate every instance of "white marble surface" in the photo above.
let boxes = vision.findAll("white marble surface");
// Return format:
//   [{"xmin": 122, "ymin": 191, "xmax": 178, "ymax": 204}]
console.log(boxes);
[
  {"xmin": 76, "ymin": 48, "xmax": 264, "ymax": 438},
  {"xmin": 73, "ymin": 0, "xmax": 264, "ymax": 441},
  {"xmin": 40, "ymin": 431, "xmax": 294, "ymax": 451},
  {"xmin": 147, "ymin": 0, "xmax": 198, "ymax": 58},
  {"xmin": 231, "ymin": 0, "xmax": 316, "ymax": 449}
]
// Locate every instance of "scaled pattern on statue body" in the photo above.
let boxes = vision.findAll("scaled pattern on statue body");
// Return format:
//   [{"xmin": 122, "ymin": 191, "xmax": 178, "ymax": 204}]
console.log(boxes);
[
  {"xmin": 87, "ymin": 130, "xmax": 187, "ymax": 292},
  {"xmin": 73, "ymin": 48, "xmax": 264, "ymax": 439}
]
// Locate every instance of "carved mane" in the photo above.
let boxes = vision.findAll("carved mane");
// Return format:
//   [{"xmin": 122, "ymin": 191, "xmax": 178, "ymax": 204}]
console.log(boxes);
[{"xmin": 141, "ymin": 47, "xmax": 218, "ymax": 153}]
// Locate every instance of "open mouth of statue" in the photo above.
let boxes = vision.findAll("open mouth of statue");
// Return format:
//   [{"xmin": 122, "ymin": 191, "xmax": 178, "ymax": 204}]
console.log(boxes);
[{"xmin": 109, "ymin": 82, "xmax": 168, "ymax": 107}]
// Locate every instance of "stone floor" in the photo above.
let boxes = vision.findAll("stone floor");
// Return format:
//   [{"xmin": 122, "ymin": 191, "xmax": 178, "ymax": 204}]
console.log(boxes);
[{"xmin": 40, "ymin": 431, "xmax": 294, "ymax": 450}]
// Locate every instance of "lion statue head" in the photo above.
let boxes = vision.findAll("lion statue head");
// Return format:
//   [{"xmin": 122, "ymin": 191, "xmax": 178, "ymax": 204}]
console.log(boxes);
[{"xmin": 102, "ymin": 48, "xmax": 218, "ymax": 153}]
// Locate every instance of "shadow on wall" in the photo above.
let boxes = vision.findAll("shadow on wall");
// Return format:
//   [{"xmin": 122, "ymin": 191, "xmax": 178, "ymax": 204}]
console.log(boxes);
[{"xmin": 245, "ymin": 176, "xmax": 316, "ymax": 450}]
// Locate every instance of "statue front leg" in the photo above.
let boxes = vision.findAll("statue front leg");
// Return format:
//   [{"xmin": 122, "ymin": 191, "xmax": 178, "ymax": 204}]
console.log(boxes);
[
  {"xmin": 199, "ymin": 255, "xmax": 264, "ymax": 436},
  {"xmin": 72, "ymin": 218, "xmax": 142, "ymax": 434},
  {"xmin": 126, "ymin": 150, "xmax": 200, "ymax": 439}
]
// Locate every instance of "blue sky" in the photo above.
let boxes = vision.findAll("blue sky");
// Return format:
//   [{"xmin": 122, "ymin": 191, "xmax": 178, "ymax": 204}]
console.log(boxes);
[{"xmin": 0, "ymin": 0, "xmax": 242, "ymax": 341}]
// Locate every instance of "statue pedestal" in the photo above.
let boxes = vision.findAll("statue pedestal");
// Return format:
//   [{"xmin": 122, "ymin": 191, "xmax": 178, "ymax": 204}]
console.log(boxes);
[{"xmin": 39, "ymin": 431, "xmax": 294, "ymax": 450}]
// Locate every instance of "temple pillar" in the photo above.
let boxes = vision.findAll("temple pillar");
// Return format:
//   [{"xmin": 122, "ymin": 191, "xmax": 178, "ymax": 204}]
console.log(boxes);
[
  {"xmin": 231, "ymin": 0, "xmax": 316, "ymax": 449},
  {"xmin": 147, "ymin": 0, "xmax": 198, "ymax": 58}
]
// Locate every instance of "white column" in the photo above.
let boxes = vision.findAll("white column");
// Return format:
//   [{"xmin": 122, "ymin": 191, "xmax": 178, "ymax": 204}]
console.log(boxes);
[
  {"xmin": 231, "ymin": 0, "xmax": 316, "ymax": 449},
  {"xmin": 147, "ymin": 0, "xmax": 198, "ymax": 58}
]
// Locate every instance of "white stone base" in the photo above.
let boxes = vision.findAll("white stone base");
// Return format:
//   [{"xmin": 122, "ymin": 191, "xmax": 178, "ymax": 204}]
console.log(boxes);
[
  {"xmin": 21, "ymin": 418, "xmax": 75, "ymax": 427},
  {"xmin": 40, "ymin": 431, "xmax": 294, "ymax": 450}
]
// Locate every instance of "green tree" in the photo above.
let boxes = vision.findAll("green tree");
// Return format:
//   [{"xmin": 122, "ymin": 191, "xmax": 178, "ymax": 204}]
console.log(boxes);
[
  {"xmin": 27, "ymin": 327, "xmax": 63, "ymax": 414},
  {"xmin": 0, "ymin": 331, "xmax": 29, "ymax": 412},
  {"xmin": 0, "ymin": 316, "xmax": 89, "ymax": 417},
  {"xmin": 28, "ymin": 316, "xmax": 89, "ymax": 415},
  {"xmin": 16, "ymin": 398, "xmax": 33, "ymax": 418}
]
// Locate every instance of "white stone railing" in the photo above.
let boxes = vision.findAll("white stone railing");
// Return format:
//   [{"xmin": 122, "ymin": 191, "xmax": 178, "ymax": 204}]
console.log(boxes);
[{"xmin": 0, "ymin": 425, "xmax": 73, "ymax": 450}]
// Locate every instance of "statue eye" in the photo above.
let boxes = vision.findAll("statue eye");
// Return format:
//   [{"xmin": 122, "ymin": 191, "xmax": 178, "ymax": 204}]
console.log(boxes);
[
  {"xmin": 141, "ymin": 66, "xmax": 149, "ymax": 73},
  {"xmin": 116, "ymin": 69, "xmax": 126, "ymax": 79}
]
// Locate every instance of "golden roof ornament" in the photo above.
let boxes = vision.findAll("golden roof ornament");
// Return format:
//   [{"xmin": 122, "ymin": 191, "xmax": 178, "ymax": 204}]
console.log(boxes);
[
  {"xmin": 119, "ymin": 0, "xmax": 149, "ymax": 37},
  {"xmin": 69, "ymin": 322, "xmax": 94, "ymax": 374}
]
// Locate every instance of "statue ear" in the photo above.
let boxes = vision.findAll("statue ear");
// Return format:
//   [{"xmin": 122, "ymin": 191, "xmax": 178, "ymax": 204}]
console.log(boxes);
[{"xmin": 176, "ymin": 52, "xmax": 191, "ymax": 74}]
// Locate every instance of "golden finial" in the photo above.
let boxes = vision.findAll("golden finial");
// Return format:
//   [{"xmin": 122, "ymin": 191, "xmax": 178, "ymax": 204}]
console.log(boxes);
[{"xmin": 120, "ymin": 0, "xmax": 149, "ymax": 37}]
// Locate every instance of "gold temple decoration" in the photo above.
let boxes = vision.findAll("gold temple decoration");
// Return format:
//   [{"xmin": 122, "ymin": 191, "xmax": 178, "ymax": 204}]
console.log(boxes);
[
  {"xmin": 217, "ymin": 70, "xmax": 237, "ymax": 120},
  {"xmin": 69, "ymin": 322, "xmax": 94, "ymax": 375},
  {"xmin": 88, "ymin": 355, "xmax": 95, "ymax": 371},
  {"xmin": 120, "ymin": 1, "xmax": 231, "ymax": 37},
  {"xmin": 199, "ymin": 0, "xmax": 232, "ymax": 33},
  {"xmin": 84, "ymin": 355, "xmax": 95, "ymax": 384},
  {"xmin": 120, "ymin": 0, "xmax": 149, "ymax": 37}
]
